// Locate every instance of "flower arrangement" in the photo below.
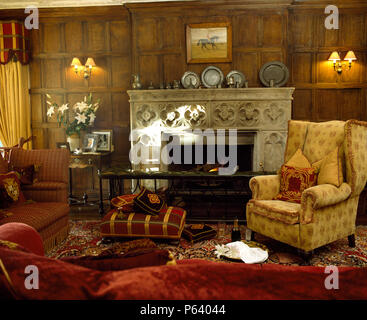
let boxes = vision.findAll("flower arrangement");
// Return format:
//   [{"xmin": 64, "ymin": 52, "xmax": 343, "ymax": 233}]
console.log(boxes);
[{"xmin": 46, "ymin": 93, "xmax": 100, "ymax": 136}]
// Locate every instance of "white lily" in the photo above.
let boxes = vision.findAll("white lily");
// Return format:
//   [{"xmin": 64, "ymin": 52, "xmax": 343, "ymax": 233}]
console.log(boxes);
[
  {"xmin": 59, "ymin": 103, "xmax": 69, "ymax": 114},
  {"xmin": 47, "ymin": 106, "xmax": 55, "ymax": 117},
  {"xmin": 75, "ymin": 113, "xmax": 87, "ymax": 124},
  {"xmin": 74, "ymin": 101, "xmax": 89, "ymax": 113},
  {"xmin": 47, "ymin": 101, "xmax": 52, "ymax": 105}
]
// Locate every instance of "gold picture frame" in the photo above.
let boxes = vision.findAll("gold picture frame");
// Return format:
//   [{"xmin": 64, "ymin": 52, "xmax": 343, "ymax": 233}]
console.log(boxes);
[{"xmin": 186, "ymin": 22, "xmax": 232, "ymax": 64}]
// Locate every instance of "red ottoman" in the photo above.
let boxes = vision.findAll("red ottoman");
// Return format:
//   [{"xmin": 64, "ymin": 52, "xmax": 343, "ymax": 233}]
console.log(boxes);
[{"xmin": 100, "ymin": 206, "xmax": 186, "ymax": 240}]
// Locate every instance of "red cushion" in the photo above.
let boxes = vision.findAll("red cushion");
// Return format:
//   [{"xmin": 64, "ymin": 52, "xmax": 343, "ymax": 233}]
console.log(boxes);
[
  {"xmin": 274, "ymin": 165, "xmax": 317, "ymax": 203},
  {"xmin": 0, "ymin": 171, "xmax": 26, "ymax": 207},
  {"xmin": 10, "ymin": 165, "xmax": 35, "ymax": 185},
  {"xmin": 133, "ymin": 187, "xmax": 166, "ymax": 216},
  {"xmin": 0, "ymin": 222, "xmax": 44, "ymax": 255},
  {"xmin": 100, "ymin": 206, "xmax": 186, "ymax": 240},
  {"xmin": 111, "ymin": 194, "xmax": 137, "ymax": 213}
]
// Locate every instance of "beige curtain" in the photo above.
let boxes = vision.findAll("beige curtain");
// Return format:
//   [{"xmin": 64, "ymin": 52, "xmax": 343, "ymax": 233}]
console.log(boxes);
[{"xmin": 0, "ymin": 61, "xmax": 31, "ymax": 149}]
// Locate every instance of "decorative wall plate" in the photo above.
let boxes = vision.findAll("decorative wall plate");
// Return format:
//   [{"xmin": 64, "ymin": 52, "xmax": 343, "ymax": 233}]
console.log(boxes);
[
  {"xmin": 259, "ymin": 61, "xmax": 289, "ymax": 87},
  {"xmin": 201, "ymin": 66, "xmax": 224, "ymax": 88},
  {"xmin": 181, "ymin": 71, "xmax": 200, "ymax": 89},
  {"xmin": 226, "ymin": 70, "xmax": 246, "ymax": 87}
]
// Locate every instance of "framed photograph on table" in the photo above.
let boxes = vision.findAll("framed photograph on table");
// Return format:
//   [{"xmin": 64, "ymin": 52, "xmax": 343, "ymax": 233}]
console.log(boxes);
[
  {"xmin": 92, "ymin": 130, "xmax": 113, "ymax": 152},
  {"xmin": 82, "ymin": 134, "xmax": 98, "ymax": 152},
  {"xmin": 186, "ymin": 22, "xmax": 232, "ymax": 64}
]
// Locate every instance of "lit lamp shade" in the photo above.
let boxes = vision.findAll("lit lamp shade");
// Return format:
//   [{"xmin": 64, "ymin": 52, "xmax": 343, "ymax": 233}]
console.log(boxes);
[
  {"xmin": 344, "ymin": 51, "xmax": 357, "ymax": 62},
  {"xmin": 71, "ymin": 57, "xmax": 82, "ymax": 68},
  {"xmin": 85, "ymin": 57, "xmax": 96, "ymax": 68},
  {"xmin": 328, "ymin": 51, "xmax": 341, "ymax": 62}
]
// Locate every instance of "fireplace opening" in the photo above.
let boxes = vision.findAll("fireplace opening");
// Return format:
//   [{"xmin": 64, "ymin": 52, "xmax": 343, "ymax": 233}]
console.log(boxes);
[
  {"xmin": 162, "ymin": 130, "xmax": 255, "ymax": 173},
  {"xmin": 167, "ymin": 144, "xmax": 253, "ymax": 172}
]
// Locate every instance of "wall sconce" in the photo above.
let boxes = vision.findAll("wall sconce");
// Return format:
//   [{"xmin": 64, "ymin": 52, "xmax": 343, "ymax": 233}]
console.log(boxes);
[
  {"xmin": 328, "ymin": 51, "xmax": 357, "ymax": 74},
  {"xmin": 71, "ymin": 57, "xmax": 96, "ymax": 79}
]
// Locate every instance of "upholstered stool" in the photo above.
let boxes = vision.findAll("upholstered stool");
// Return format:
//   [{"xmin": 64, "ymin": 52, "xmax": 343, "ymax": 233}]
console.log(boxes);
[{"xmin": 100, "ymin": 206, "xmax": 186, "ymax": 240}]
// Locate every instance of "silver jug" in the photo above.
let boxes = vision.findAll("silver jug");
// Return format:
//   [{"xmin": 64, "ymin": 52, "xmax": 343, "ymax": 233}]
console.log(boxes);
[{"xmin": 132, "ymin": 74, "xmax": 142, "ymax": 90}]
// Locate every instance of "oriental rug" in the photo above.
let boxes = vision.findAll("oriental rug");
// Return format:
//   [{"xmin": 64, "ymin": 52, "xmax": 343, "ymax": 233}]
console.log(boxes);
[{"xmin": 46, "ymin": 220, "xmax": 367, "ymax": 267}]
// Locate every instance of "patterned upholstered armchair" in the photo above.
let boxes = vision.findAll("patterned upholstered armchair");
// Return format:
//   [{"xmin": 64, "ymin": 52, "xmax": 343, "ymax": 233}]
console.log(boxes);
[{"xmin": 246, "ymin": 120, "xmax": 367, "ymax": 256}]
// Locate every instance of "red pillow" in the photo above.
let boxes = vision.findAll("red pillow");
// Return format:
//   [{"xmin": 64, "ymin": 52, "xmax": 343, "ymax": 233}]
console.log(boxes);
[
  {"xmin": 274, "ymin": 165, "xmax": 317, "ymax": 204},
  {"xmin": 10, "ymin": 165, "xmax": 35, "ymax": 185},
  {"xmin": 0, "ymin": 171, "xmax": 26, "ymax": 207},
  {"xmin": 133, "ymin": 187, "xmax": 166, "ymax": 216},
  {"xmin": 111, "ymin": 194, "xmax": 137, "ymax": 213}
]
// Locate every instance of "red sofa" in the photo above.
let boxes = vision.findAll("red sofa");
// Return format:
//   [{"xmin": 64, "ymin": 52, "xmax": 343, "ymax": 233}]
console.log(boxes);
[
  {"xmin": 0, "ymin": 148, "xmax": 70, "ymax": 252},
  {"xmin": 1, "ymin": 223, "xmax": 367, "ymax": 300}
]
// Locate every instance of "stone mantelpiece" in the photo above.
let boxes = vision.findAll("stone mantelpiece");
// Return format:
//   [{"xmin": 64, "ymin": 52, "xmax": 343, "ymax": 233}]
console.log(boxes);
[{"xmin": 128, "ymin": 87, "xmax": 295, "ymax": 172}]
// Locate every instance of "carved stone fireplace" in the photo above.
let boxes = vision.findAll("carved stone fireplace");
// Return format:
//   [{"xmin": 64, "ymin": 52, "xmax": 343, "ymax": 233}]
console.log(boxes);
[{"xmin": 128, "ymin": 87, "xmax": 295, "ymax": 174}]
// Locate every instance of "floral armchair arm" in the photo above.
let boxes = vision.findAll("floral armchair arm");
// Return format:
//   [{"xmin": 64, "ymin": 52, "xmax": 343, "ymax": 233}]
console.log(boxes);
[
  {"xmin": 249, "ymin": 175, "xmax": 280, "ymax": 200},
  {"xmin": 300, "ymin": 183, "xmax": 352, "ymax": 224}
]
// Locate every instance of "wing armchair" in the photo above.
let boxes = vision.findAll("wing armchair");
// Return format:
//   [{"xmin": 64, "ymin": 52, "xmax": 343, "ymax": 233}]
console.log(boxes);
[{"xmin": 246, "ymin": 120, "xmax": 367, "ymax": 255}]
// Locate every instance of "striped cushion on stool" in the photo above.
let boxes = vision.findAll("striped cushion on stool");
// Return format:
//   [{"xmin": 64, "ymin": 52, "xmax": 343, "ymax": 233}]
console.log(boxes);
[{"xmin": 100, "ymin": 206, "xmax": 186, "ymax": 240}]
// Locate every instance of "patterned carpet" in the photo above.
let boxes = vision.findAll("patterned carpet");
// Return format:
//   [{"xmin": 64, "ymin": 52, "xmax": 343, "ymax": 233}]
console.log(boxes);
[{"xmin": 46, "ymin": 220, "xmax": 367, "ymax": 267}]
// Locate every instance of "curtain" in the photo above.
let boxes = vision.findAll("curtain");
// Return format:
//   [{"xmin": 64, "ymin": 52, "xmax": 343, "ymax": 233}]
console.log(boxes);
[
  {"xmin": 0, "ymin": 61, "xmax": 32, "ymax": 149},
  {"xmin": 0, "ymin": 21, "xmax": 31, "ymax": 149}
]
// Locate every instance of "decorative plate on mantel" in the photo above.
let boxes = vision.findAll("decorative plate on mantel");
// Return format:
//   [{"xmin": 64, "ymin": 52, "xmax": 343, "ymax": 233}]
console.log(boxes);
[
  {"xmin": 201, "ymin": 66, "xmax": 224, "ymax": 88},
  {"xmin": 226, "ymin": 70, "xmax": 246, "ymax": 88},
  {"xmin": 181, "ymin": 71, "xmax": 201, "ymax": 89},
  {"xmin": 259, "ymin": 61, "xmax": 289, "ymax": 87}
]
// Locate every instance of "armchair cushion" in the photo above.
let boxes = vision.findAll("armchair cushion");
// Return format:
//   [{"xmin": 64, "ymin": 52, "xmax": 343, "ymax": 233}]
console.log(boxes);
[
  {"xmin": 286, "ymin": 148, "xmax": 311, "ymax": 168},
  {"xmin": 248, "ymin": 199, "xmax": 300, "ymax": 224},
  {"xmin": 275, "ymin": 165, "xmax": 317, "ymax": 203},
  {"xmin": 312, "ymin": 146, "xmax": 344, "ymax": 187},
  {"xmin": 301, "ymin": 183, "xmax": 351, "ymax": 210}
]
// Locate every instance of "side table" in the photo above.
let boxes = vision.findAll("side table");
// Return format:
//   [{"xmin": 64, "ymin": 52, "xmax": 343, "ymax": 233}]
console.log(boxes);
[{"xmin": 69, "ymin": 152, "xmax": 112, "ymax": 206}]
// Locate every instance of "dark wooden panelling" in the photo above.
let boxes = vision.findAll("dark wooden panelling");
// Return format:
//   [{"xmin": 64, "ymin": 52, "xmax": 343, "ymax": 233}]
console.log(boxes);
[
  {"xmin": 315, "ymin": 89, "xmax": 340, "ymax": 121},
  {"xmin": 293, "ymin": 89, "xmax": 312, "ymax": 120},
  {"xmin": 65, "ymin": 21, "xmax": 83, "ymax": 53},
  {"xmin": 27, "ymin": 7, "xmax": 131, "ymax": 196},
  {"xmin": 12, "ymin": 1, "xmax": 365, "ymax": 197}
]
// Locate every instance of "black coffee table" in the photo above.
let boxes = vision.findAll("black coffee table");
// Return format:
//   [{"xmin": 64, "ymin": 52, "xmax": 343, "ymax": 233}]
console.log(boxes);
[{"xmin": 98, "ymin": 167, "xmax": 271, "ymax": 222}]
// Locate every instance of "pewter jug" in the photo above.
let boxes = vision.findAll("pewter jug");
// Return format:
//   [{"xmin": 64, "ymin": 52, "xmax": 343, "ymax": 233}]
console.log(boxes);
[{"xmin": 132, "ymin": 74, "xmax": 142, "ymax": 90}]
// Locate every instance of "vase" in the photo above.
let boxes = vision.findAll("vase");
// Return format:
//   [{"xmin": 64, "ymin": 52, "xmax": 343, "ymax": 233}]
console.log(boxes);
[{"xmin": 67, "ymin": 133, "xmax": 80, "ymax": 152}]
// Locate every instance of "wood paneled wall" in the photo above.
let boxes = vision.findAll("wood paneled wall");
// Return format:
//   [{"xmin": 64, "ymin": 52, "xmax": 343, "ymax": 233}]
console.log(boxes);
[{"xmin": 1, "ymin": 0, "xmax": 366, "ymax": 196}]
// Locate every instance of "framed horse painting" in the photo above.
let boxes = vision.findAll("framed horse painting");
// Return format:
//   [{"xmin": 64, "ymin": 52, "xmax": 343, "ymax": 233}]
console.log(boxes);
[{"xmin": 186, "ymin": 22, "xmax": 232, "ymax": 64}]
